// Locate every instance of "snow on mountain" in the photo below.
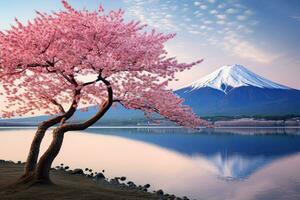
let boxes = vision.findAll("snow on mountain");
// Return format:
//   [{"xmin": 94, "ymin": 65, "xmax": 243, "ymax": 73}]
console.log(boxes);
[{"xmin": 184, "ymin": 64, "xmax": 290, "ymax": 93}]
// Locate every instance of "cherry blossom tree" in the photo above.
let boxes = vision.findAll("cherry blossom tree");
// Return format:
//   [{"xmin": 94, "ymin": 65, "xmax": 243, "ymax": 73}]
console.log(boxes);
[{"xmin": 0, "ymin": 1, "xmax": 206, "ymax": 183}]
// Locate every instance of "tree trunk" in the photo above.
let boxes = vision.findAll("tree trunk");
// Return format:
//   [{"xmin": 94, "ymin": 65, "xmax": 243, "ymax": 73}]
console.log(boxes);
[
  {"xmin": 34, "ymin": 78, "xmax": 113, "ymax": 182},
  {"xmin": 35, "ymin": 128, "xmax": 65, "ymax": 182},
  {"xmin": 22, "ymin": 123, "xmax": 48, "ymax": 178},
  {"xmin": 21, "ymin": 117, "xmax": 69, "ymax": 180},
  {"xmin": 20, "ymin": 89, "xmax": 81, "ymax": 182}
]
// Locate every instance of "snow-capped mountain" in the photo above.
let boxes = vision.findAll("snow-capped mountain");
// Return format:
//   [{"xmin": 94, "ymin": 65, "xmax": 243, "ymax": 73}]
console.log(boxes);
[
  {"xmin": 186, "ymin": 64, "xmax": 289, "ymax": 94},
  {"xmin": 176, "ymin": 64, "xmax": 300, "ymax": 116}
]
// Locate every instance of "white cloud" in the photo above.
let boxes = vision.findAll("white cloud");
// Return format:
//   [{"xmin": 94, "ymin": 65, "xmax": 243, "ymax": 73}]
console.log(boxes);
[
  {"xmin": 195, "ymin": 12, "xmax": 203, "ymax": 17},
  {"xmin": 217, "ymin": 20, "xmax": 226, "ymax": 25},
  {"xmin": 126, "ymin": 3, "xmax": 180, "ymax": 32},
  {"xmin": 216, "ymin": 14, "xmax": 227, "ymax": 20},
  {"xmin": 210, "ymin": 9, "xmax": 218, "ymax": 14},
  {"xmin": 234, "ymin": 3, "xmax": 246, "ymax": 9},
  {"xmin": 291, "ymin": 15, "xmax": 300, "ymax": 22},
  {"xmin": 124, "ymin": 0, "xmax": 263, "ymax": 65},
  {"xmin": 189, "ymin": 30, "xmax": 201, "ymax": 35},
  {"xmin": 217, "ymin": 3, "xmax": 226, "ymax": 9},
  {"xmin": 200, "ymin": 5, "xmax": 208, "ymax": 10},
  {"xmin": 170, "ymin": 5, "xmax": 178, "ymax": 11},
  {"xmin": 165, "ymin": 14, "xmax": 172, "ymax": 19},
  {"xmin": 204, "ymin": 20, "xmax": 213, "ymax": 24},
  {"xmin": 244, "ymin": 9, "xmax": 253, "ymax": 15},
  {"xmin": 194, "ymin": 1, "xmax": 201, "ymax": 6},
  {"xmin": 182, "ymin": 7, "xmax": 189, "ymax": 12},
  {"xmin": 184, "ymin": 17, "xmax": 192, "ymax": 22},
  {"xmin": 225, "ymin": 8, "xmax": 238, "ymax": 14},
  {"xmin": 237, "ymin": 25, "xmax": 245, "ymax": 30},
  {"xmin": 226, "ymin": 21, "xmax": 237, "ymax": 27},
  {"xmin": 237, "ymin": 15, "xmax": 247, "ymax": 21},
  {"xmin": 249, "ymin": 20, "xmax": 259, "ymax": 26},
  {"xmin": 223, "ymin": 35, "xmax": 279, "ymax": 63}
]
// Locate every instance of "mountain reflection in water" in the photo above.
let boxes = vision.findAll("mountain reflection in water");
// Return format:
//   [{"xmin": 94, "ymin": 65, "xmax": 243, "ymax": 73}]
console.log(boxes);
[
  {"xmin": 85, "ymin": 128, "xmax": 300, "ymax": 179},
  {"xmin": 1, "ymin": 127, "xmax": 300, "ymax": 200}
]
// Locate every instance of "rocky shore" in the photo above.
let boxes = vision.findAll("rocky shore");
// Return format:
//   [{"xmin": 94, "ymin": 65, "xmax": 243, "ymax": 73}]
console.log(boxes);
[{"xmin": 0, "ymin": 159, "xmax": 191, "ymax": 200}]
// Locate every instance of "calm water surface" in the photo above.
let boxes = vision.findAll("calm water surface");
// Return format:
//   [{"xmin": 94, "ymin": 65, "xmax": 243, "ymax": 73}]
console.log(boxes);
[{"xmin": 1, "ymin": 127, "xmax": 300, "ymax": 200}]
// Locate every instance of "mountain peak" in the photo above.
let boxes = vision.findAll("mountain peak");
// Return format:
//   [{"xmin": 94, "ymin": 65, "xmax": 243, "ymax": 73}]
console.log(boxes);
[{"xmin": 184, "ymin": 64, "xmax": 290, "ymax": 93}]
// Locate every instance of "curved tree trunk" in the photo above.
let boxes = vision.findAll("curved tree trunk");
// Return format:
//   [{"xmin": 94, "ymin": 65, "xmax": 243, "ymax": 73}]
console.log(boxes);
[
  {"xmin": 21, "ymin": 89, "xmax": 81, "ymax": 181},
  {"xmin": 22, "ymin": 117, "xmax": 67, "ymax": 179},
  {"xmin": 34, "ymin": 128, "xmax": 65, "ymax": 182},
  {"xmin": 34, "ymin": 78, "xmax": 113, "ymax": 182},
  {"xmin": 22, "ymin": 122, "xmax": 52, "ymax": 178}
]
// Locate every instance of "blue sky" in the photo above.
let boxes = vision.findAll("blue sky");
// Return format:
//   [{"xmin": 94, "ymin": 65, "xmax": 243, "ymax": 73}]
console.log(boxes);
[{"xmin": 0, "ymin": 0, "xmax": 299, "ymax": 89}]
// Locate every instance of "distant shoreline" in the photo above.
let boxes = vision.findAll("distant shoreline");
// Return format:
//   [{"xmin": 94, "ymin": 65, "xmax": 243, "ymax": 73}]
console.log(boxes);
[
  {"xmin": 1, "ymin": 115, "xmax": 300, "ymax": 128},
  {"xmin": 0, "ymin": 126, "xmax": 300, "ymax": 129}
]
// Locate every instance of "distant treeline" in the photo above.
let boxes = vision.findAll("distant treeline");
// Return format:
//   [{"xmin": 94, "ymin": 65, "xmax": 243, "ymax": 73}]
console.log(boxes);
[{"xmin": 203, "ymin": 115, "xmax": 300, "ymax": 121}]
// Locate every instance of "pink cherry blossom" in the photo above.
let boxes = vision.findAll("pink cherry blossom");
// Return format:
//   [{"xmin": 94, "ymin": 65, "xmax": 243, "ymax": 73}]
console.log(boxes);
[{"xmin": 0, "ymin": 0, "xmax": 206, "ymax": 128}]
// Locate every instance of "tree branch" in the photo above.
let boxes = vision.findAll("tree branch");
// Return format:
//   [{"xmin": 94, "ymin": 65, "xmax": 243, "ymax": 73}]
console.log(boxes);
[
  {"xmin": 40, "ymin": 29, "xmax": 57, "ymax": 55},
  {"xmin": 41, "ymin": 88, "xmax": 81, "ymax": 128},
  {"xmin": 82, "ymin": 71, "xmax": 102, "ymax": 86},
  {"xmin": 60, "ymin": 77, "xmax": 113, "ymax": 132},
  {"xmin": 0, "ymin": 68, "xmax": 27, "ymax": 78},
  {"xmin": 50, "ymin": 99, "xmax": 66, "ymax": 114}
]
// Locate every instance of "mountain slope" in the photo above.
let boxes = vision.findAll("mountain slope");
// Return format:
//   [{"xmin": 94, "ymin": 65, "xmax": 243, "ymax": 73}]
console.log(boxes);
[
  {"xmin": 184, "ymin": 64, "xmax": 289, "ymax": 94},
  {"xmin": 176, "ymin": 64, "xmax": 300, "ymax": 116}
]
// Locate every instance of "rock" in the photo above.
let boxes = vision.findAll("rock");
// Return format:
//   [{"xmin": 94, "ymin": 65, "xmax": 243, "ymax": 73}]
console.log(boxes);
[
  {"xmin": 72, "ymin": 168, "xmax": 84, "ymax": 175},
  {"xmin": 182, "ymin": 196, "xmax": 189, "ymax": 200},
  {"xmin": 137, "ymin": 185, "xmax": 143, "ymax": 190},
  {"xmin": 169, "ymin": 194, "xmax": 176, "ymax": 200},
  {"xmin": 95, "ymin": 173, "xmax": 105, "ymax": 179},
  {"xmin": 156, "ymin": 189, "xmax": 164, "ymax": 195},
  {"xmin": 89, "ymin": 169, "xmax": 93, "ymax": 172},
  {"xmin": 64, "ymin": 166, "xmax": 70, "ymax": 170},
  {"xmin": 110, "ymin": 178, "xmax": 119, "ymax": 185},
  {"xmin": 17, "ymin": 161, "xmax": 22, "ymax": 164},
  {"xmin": 102, "ymin": 169, "xmax": 105, "ymax": 173},
  {"xmin": 144, "ymin": 183, "xmax": 150, "ymax": 188},
  {"xmin": 86, "ymin": 174, "xmax": 93, "ymax": 178},
  {"xmin": 120, "ymin": 176, "xmax": 126, "ymax": 181},
  {"xmin": 85, "ymin": 168, "xmax": 89, "ymax": 171},
  {"xmin": 0, "ymin": 160, "xmax": 5, "ymax": 163},
  {"xmin": 60, "ymin": 163, "xmax": 64, "ymax": 166},
  {"xmin": 127, "ymin": 181, "xmax": 136, "ymax": 188}
]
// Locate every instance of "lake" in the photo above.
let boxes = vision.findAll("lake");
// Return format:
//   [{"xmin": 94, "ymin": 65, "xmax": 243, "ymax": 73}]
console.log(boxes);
[{"xmin": 1, "ymin": 127, "xmax": 300, "ymax": 200}]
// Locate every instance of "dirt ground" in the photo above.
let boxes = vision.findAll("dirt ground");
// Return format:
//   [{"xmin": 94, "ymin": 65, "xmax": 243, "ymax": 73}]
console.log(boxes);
[{"xmin": 0, "ymin": 161, "xmax": 159, "ymax": 200}]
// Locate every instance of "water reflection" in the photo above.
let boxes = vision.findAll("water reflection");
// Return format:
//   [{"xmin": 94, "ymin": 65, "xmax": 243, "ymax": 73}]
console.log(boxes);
[
  {"xmin": 86, "ymin": 128, "xmax": 300, "ymax": 179},
  {"xmin": 1, "ymin": 127, "xmax": 300, "ymax": 200}
]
